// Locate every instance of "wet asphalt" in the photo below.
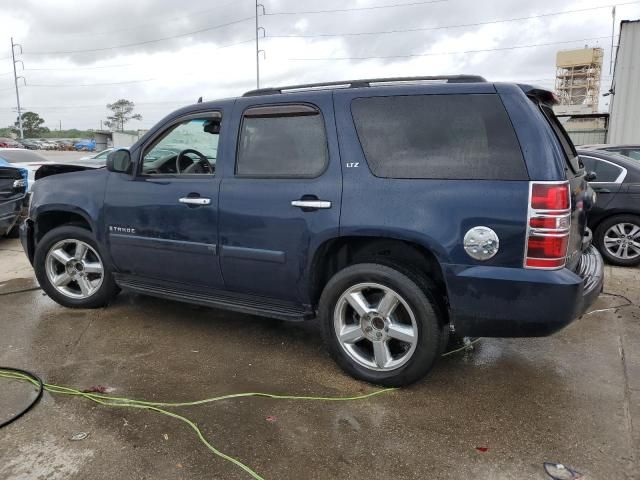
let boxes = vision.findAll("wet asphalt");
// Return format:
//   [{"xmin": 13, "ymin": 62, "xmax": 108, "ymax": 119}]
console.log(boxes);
[{"xmin": 0, "ymin": 237, "xmax": 638, "ymax": 480}]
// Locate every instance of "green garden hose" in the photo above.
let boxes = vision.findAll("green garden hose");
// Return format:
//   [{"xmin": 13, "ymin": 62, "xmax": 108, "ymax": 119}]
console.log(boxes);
[
  {"xmin": 0, "ymin": 339, "xmax": 478, "ymax": 478},
  {"xmin": 0, "ymin": 368, "xmax": 394, "ymax": 480}
]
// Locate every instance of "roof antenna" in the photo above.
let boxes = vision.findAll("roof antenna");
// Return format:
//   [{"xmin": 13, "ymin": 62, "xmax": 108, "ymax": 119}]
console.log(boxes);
[{"xmin": 197, "ymin": 96, "xmax": 203, "ymax": 103}]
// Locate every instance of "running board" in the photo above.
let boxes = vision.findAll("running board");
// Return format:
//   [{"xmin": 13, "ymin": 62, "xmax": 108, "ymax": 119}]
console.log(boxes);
[{"xmin": 114, "ymin": 275, "xmax": 315, "ymax": 322}]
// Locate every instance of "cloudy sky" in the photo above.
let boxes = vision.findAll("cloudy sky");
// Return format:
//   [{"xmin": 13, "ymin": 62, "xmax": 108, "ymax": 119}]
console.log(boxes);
[{"xmin": 0, "ymin": 0, "xmax": 638, "ymax": 131}]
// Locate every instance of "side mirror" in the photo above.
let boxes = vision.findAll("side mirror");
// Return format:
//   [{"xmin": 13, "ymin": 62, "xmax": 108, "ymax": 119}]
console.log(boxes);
[
  {"xmin": 106, "ymin": 149, "xmax": 132, "ymax": 174},
  {"xmin": 585, "ymin": 171, "xmax": 597, "ymax": 182}
]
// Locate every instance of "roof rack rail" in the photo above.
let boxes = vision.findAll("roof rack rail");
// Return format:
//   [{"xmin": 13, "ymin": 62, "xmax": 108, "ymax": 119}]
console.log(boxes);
[{"xmin": 242, "ymin": 75, "xmax": 487, "ymax": 97}]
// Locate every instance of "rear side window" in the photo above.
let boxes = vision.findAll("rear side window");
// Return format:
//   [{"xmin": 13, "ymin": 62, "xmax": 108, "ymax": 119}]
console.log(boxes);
[
  {"xmin": 236, "ymin": 104, "xmax": 328, "ymax": 177},
  {"xmin": 580, "ymin": 156, "xmax": 624, "ymax": 183},
  {"xmin": 540, "ymin": 106, "xmax": 581, "ymax": 173},
  {"xmin": 350, "ymin": 94, "xmax": 527, "ymax": 180}
]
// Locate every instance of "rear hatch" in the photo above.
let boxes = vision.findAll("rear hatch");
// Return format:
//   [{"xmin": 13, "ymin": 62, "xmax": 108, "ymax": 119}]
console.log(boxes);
[{"xmin": 533, "ymin": 96, "xmax": 589, "ymax": 271}]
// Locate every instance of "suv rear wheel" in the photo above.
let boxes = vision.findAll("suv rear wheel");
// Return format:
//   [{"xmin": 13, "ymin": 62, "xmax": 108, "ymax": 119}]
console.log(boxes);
[
  {"xmin": 34, "ymin": 225, "xmax": 119, "ymax": 308},
  {"xmin": 319, "ymin": 263, "xmax": 443, "ymax": 386},
  {"xmin": 594, "ymin": 214, "xmax": 640, "ymax": 267}
]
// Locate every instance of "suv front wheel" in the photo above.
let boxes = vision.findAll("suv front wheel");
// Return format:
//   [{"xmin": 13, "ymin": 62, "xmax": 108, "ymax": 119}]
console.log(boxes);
[
  {"xmin": 319, "ymin": 263, "xmax": 444, "ymax": 387},
  {"xmin": 34, "ymin": 225, "xmax": 119, "ymax": 308}
]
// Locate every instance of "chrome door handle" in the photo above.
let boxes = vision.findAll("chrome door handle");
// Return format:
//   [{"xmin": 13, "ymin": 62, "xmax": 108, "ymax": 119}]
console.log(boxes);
[
  {"xmin": 179, "ymin": 197, "xmax": 211, "ymax": 205},
  {"xmin": 291, "ymin": 200, "xmax": 331, "ymax": 209}
]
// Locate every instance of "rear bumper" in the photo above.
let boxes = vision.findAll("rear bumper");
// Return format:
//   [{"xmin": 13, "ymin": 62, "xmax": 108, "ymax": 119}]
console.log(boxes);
[{"xmin": 444, "ymin": 246, "xmax": 604, "ymax": 337}]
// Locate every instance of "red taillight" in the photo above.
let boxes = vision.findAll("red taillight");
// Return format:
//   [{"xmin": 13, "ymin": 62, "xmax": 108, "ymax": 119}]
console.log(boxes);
[
  {"xmin": 531, "ymin": 183, "xmax": 570, "ymax": 210},
  {"xmin": 525, "ymin": 182, "xmax": 571, "ymax": 270},
  {"xmin": 526, "ymin": 235, "xmax": 569, "ymax": 259}
]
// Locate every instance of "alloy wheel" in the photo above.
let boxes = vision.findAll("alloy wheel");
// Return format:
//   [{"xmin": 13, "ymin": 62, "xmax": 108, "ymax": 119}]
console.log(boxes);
[
  {"xmin": 603, "ymin": 222, "xmax": 640, "ymax": 261},
  {"xmin": 333, "ymin": 282, "xmax": 418, "ymax": 371},
  {"xmin": 44, "ymin": 239, "xmax": 104, "ymax": 299}
]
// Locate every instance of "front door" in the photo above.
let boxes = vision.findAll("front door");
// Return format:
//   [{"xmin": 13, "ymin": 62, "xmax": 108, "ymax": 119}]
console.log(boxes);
[
  {"xmin": 218, "ymin": 93, "xmax": 342, "ymax": 304},
  {"xmin": 104, "ymin": 111, "xmax": 225, "ymax": 290}
]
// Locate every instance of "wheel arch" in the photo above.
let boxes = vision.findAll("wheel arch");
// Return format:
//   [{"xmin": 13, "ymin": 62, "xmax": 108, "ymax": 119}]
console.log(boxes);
[
  {"xmin": 592, "ymin": 209, "xmax": 640, "ymax": 232},
  {"xmin": 309, "ymin": 235, "xmax": 449, "ymax": 318},
  {"xmin": 33, "ymin": 206, "xmax": 94, "ymax": 244}
]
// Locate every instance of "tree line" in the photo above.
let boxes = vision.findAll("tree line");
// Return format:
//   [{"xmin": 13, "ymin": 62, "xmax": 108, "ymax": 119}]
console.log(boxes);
[{"xmin": 4, "ymin": 99, "xmax": 142, "ymax": 138}]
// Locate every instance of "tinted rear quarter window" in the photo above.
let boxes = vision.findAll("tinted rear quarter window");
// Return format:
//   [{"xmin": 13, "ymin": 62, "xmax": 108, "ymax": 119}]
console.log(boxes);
[
  {"xmin": 350, "ymin": 94, "xmax": 528, "ymax": 180},
  {"xmin": 539, "ymin": 106, "xmax": 581, "ymax": 173},
  {"xmin": 236, "ymin": 105, "xmax": 328, "ymax": 177},
  {"xmin": 594, "ymin": 159, "xmax": 624, "ymax": 182}
]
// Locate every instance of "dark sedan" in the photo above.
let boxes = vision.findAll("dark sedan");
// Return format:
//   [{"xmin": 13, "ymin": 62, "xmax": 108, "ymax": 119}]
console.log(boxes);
[{"xmin": 578, "ymin": 149, "xmax": 640, "ymax": 266}]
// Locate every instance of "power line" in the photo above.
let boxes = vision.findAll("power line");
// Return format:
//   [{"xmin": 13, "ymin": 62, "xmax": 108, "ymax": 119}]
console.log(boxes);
[
  {"xmin": 52, "ymin": 0, "xmax": 245, "ymax": 38},
  {"xmin": 265, "ymin": 0, "xmax": 446, "ymax": 16},
  {"xmin": 24, "ymin": 20, "xmax": 254, "ymax": 55},
  {"xmin": 24, "ymin": 64, "xmax": 135, "ymax": 72},
  {"xmin": 26, "ymin": 79, "xmax": 155, "ymax": 87},
  {"xmin": 4, "ymin": 100, "xmax": 196, "ymax": 110},
  {"xmin": 267, "ymin": 1, "xmax": 640, "ymax": 38},
  {"xmin": 289, "ymin": 35, "xmax": 615, "ymax": 61}
]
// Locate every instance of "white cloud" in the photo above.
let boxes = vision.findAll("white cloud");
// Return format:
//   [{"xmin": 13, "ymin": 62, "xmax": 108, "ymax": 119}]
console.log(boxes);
[{"xmin": 0, "ymin": 0, "xmax": 637, "ymax": 130}]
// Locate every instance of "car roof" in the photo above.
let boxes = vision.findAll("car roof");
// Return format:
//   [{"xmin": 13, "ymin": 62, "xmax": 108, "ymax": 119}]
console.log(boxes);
[
  {"xmin": 577, "ymin": 148, "xmax": 640, "ymax": 181},
  {"xmin": 581, "ymin": 144, "xmax": 640, "ymax": 150}
]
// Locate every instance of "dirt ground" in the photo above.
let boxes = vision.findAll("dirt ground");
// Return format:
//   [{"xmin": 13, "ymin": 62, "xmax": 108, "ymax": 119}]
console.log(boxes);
[{"xmin": 0, "ymin": 236, "xmax": 638, "ymax": 479}]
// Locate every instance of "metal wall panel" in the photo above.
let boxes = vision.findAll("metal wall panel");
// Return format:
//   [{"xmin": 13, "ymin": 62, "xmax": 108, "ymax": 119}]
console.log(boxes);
[{"xmin": 609, "ymin": 20, "xmax": 640, "ymax": 144}]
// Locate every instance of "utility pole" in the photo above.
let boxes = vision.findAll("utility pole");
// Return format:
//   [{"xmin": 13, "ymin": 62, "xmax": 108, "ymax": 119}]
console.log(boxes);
[
  {"xmin": 11, "ymin": 37, "xmax": 24, "ymax": 139},
  {"xmin": 255, "ymin": 1, "xmax": 265, "ymax": 89},
  {"xmin": 609, "ymin": 6, "xmax": 616, "ymax": 75}
]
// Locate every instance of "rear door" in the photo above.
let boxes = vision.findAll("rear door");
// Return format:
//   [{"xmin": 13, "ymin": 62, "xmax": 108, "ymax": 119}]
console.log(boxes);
[
  {"xmin": 218, "ymin": 92, "xmax": 341, "ymax": 304},
  {"xmin": 0, "ymin": 167, "xmax": 25, "ymax": 233},
  {"xmin": 580, "ymin": 155, "xmax": 625, "ymax": 212}
]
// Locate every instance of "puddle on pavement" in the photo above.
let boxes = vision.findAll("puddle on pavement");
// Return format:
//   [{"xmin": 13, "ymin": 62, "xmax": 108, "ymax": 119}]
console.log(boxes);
[{"xmin": 0, "ymin": 277, "xmax": 40, "ymax": 295}]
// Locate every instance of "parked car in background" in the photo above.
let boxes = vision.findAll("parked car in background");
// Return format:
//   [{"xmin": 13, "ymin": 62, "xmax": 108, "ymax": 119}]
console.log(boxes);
[
  {"xmin": 0, "ymin": 149, "xmax": 54, "ymax": 192},
  {"xmin": 0, "ymin": 165, "xmax": 27, "ymax": 237},
  {"xmin": 80, "ymin": 148, "xmax": 113, "ymax": 163},
  {"xmin": 21, "ymin": 76, "xmax": 603, "ymax": 386},
  {"xmin": 74, "ymin": 139, "xmax": 96, "ymax": 151},
  {"xmin": 579, "ymin": 148, "xmax": 640, "ymax": 266},
  {"xmin": 19, "ymin": 139, "xmax": 41, "ymax": 150},
  {"xmin": 0, "ymin": 138, "xmax": 24, "ymax": 149},
  {"xmin": 582, "ymin": 144, "xmax": 640, "ymax": 162}
]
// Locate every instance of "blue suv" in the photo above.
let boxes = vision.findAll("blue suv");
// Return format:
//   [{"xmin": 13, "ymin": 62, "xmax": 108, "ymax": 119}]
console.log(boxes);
[{"xmin": 20, "ymin": 76, "xmax": 604, "ymax": 386}]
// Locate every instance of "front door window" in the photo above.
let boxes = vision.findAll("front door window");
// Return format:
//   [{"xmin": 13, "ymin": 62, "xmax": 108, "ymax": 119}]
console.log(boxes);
[{"xmin": 142, "ymin": 116, "xmax": 220, "ymax": 175}]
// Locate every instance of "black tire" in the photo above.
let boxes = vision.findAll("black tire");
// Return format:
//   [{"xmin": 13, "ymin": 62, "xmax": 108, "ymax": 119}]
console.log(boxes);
[
  {"xmin": 319, "ymin": 263, "xmax": 444, "ymax": 387},
  {"xmin": 594, "ymin": 214, "xmax": 640, "ymax": 267},
  {"xmin": 34, "ymin": 225, "xmax": 119, "ymax": 308}
]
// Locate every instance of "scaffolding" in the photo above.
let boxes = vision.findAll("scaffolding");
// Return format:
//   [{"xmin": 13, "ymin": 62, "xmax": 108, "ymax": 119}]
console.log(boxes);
[{"xmin": 555, "ymin": 47, "xmax": 603, "ymax": 114}]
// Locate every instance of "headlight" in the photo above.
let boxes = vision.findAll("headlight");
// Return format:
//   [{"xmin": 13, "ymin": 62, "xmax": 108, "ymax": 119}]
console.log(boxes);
[{"xmin": 12, "ymin": 179, "xmax": 27, "ymax": 189}]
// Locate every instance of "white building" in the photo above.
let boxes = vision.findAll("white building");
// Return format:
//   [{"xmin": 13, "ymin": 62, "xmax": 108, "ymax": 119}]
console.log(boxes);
[{"xmin": 608, "ymin": 20, "xmax": 640, "ymax": 144}]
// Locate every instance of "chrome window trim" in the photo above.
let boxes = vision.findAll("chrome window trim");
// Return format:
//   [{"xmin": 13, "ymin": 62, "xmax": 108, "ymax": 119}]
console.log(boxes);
[{"xmin": 579, "ymin": 155, "xmax": 627, "ymax": 184}]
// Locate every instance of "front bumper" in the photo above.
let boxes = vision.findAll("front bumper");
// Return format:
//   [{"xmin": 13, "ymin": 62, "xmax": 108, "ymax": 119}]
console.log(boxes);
[
  {"xmin": 444, "ymin": 246, "xmax": 604, "ymax": 337},
  {"xmin": 19, "ymin": 218, "xmax": 35, "ymax": 265}
]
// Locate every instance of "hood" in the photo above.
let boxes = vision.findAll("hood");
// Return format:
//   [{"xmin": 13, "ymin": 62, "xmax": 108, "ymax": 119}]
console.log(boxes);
[{"xmin": 35, "ymin": 163, "xmax": 103, "ymax": 181}]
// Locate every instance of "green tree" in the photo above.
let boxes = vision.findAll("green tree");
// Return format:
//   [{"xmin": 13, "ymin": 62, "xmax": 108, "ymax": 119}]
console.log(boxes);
[
  {"xmin": 104, "ymin": 99, "xmax": 142, "ymax": 132},
  {"xmin": 14, "ymin": 111, "xmax": 49, "ymax": 137}
]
